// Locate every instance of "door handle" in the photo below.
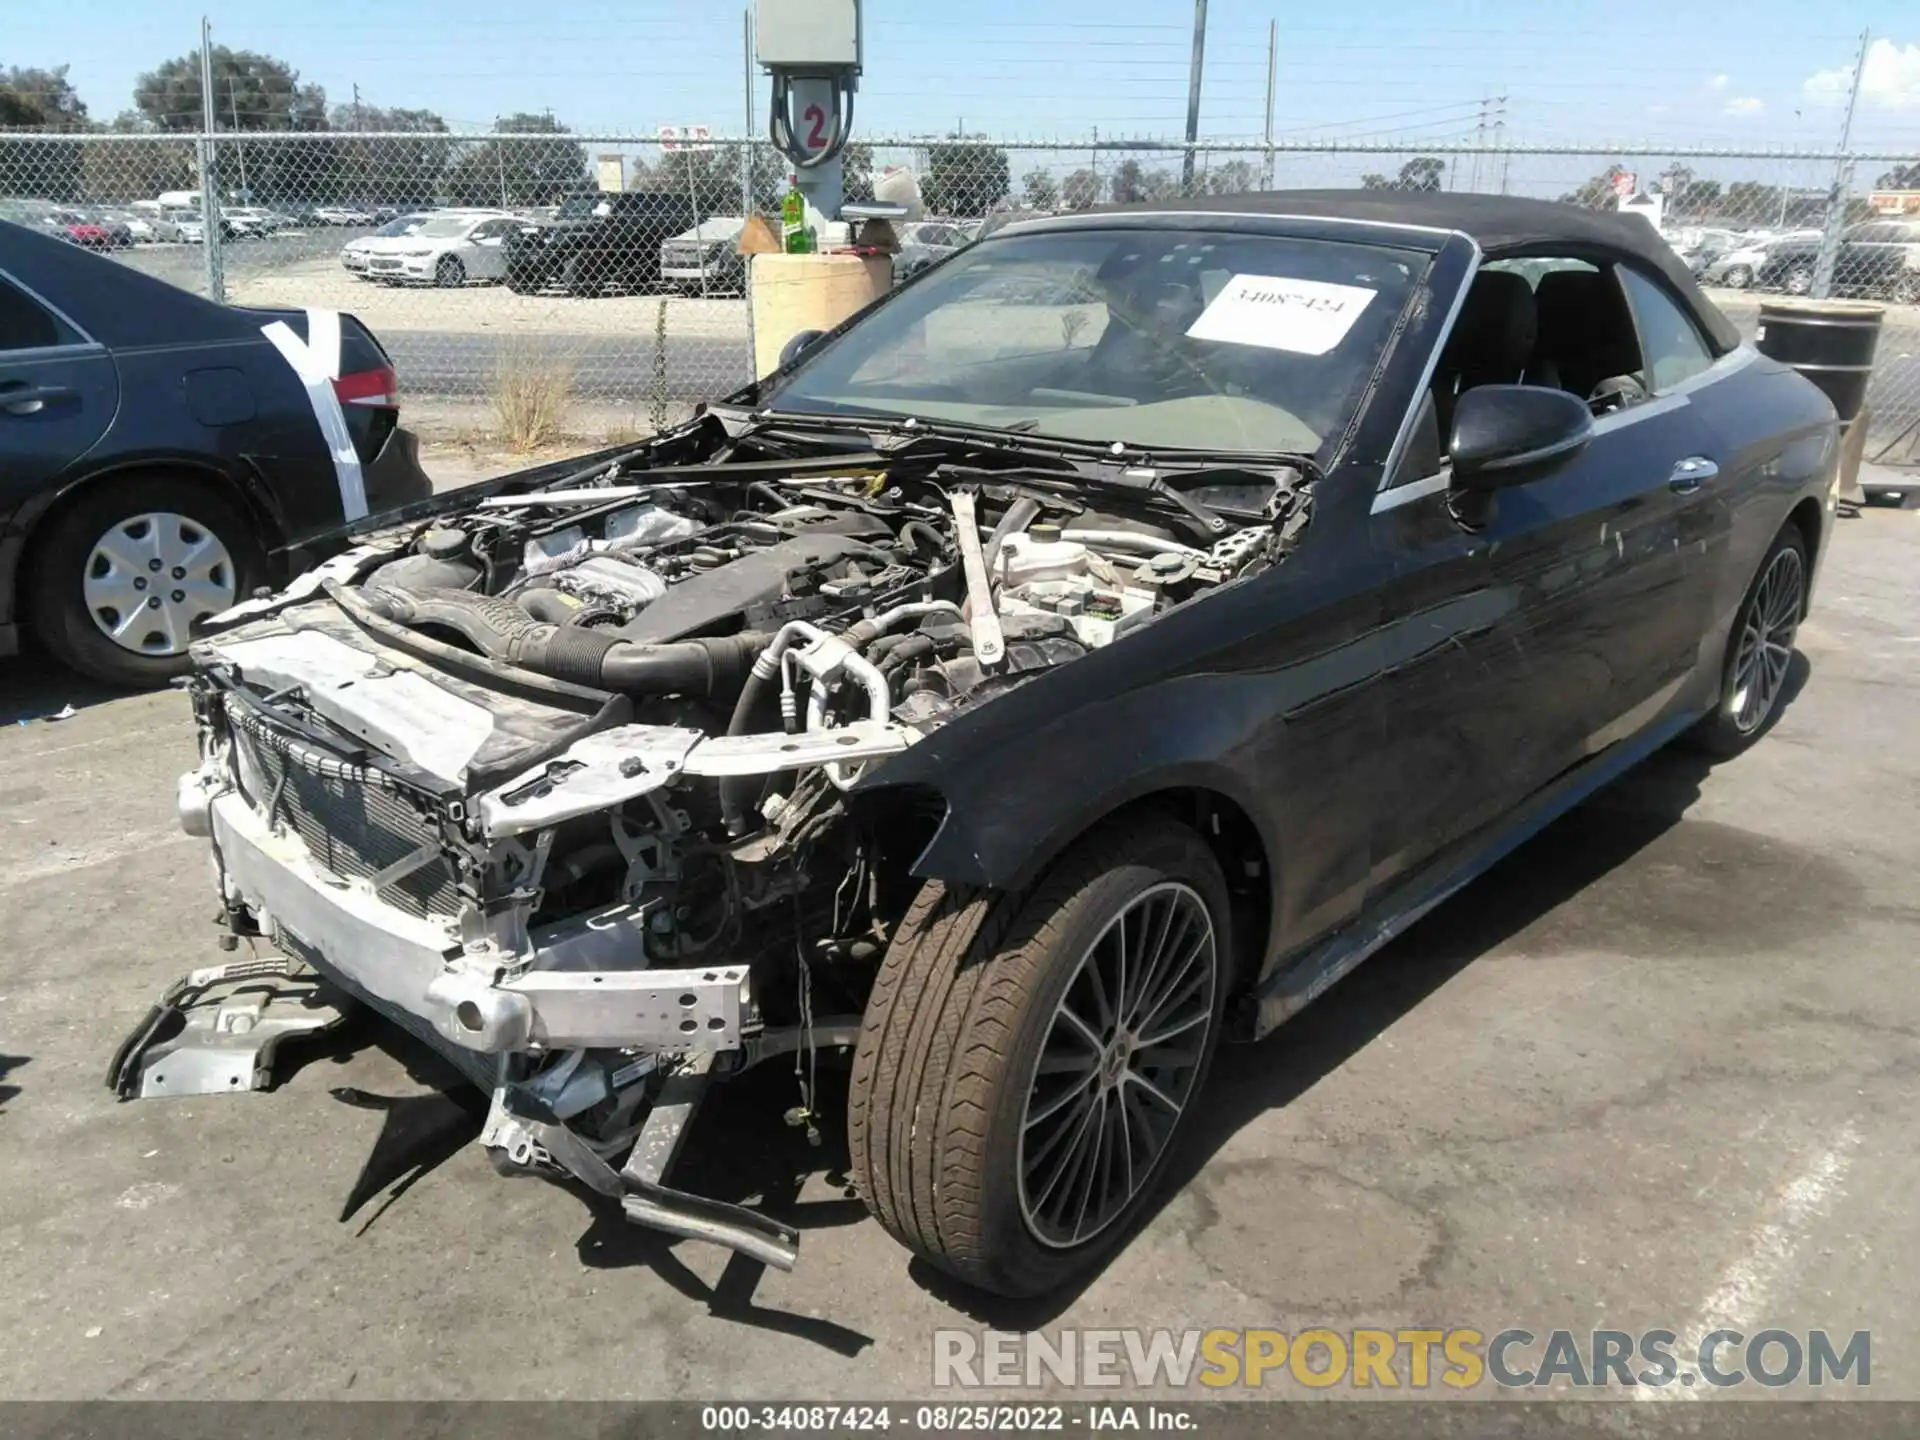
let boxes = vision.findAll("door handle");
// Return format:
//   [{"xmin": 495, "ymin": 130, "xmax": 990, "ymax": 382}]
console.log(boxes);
[
  {"xmin": 1669, "ymin": 456, "xmax": 1718, "ymax": 494},
  {"xmin": 0, "ymin": 383, "xmax": 76, "ymax": 417}
]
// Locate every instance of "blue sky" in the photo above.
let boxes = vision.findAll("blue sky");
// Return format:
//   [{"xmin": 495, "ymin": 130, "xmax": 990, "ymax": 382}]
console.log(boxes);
[{"xmin": 11, "ymin": 0, "xmax": 1919, "ymax": 177}]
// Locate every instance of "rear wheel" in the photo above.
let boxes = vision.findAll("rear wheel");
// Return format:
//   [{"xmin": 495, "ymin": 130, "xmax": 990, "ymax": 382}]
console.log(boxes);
[
  {"xmin": 849, "ymin": 816, "xmax": 1230, "ymax": 1298},
  {"xmin": 1686, "ymin": 525, "xmax": 1808, "ymax": 758},
  {"xmin": 27, "ymin": 476, "xmax": 266, "ymax": 688}
]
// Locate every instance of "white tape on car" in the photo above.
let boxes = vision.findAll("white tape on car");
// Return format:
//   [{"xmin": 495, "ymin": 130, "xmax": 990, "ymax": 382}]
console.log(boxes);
[
  {"xmin": 260, "ymin": 308, "xmax": 370, "ymax": 522},
  {"xmin": 1186, "ymin": 274, "xmax": 1377, "ymax": 356}
]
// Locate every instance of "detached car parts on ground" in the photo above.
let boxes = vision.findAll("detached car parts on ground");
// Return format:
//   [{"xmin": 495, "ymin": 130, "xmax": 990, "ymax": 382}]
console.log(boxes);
[
  {"xmin": 0, "ymin": 217, "xmax": 432, "ymax": 685},
  {"xmin": 121, "ymin": 191, "xmax": 1838, "ymax": 1300}
]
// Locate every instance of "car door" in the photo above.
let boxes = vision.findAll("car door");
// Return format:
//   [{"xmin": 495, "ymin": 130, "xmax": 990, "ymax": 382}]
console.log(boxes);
[
  {"xmin": 1365, "ymin": 260, "xmax": 1725, "ymax": 890},
  {"xmin": 466, "ymin": 219, "xmax": 511, "ymax": 281},
  {"xmin": 0, "ymin": 272, "xmax": 119, "ymax": 519}
]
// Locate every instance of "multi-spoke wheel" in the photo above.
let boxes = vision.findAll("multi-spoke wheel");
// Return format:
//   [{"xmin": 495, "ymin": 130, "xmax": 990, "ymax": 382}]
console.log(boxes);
[
  {"xmin": 28, "ymin": 476, "xmax": 265, "ymax": 687},
  {"xmin": 1019, "ymin": 882, "xmax": 1216, "ymax": 1249},
  {"xmin": 850, "ymin": 817, "xmax": 1232, "ymax": 1297},
  {"xmin": 1688, "ymin": 524, "xmax": 1809, "ymax": 757}
]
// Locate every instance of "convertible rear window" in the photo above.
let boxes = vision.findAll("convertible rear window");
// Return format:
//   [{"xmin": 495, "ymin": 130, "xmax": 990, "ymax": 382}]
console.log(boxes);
[{"xmin": 762, "ymin": 228, "xmax": 1428, "ymax": 458}]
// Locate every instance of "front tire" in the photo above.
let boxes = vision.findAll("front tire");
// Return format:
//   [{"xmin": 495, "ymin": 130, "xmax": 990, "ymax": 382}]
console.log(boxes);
[
  {"xmin": 27, "ymin": 476, "xmax": 265, "ymax": 688},
  {"xmin": 1783, "ymin": 264, "xmax": 1814, "ymax": 296},
  {"xmin": 435, "ymin": 254, "xmax": 466, "ymax": 288},
  {"xmin": 1722, "ymin": 264, "xmax": 1753, "ymax": 289},
  {"xmin": 849, "ymin": 816, "xmax": 1230, "ymax": 1298},
  {"xmin": 1686, "ymin": 525, "xmax": 1808, "ymax": 758}
]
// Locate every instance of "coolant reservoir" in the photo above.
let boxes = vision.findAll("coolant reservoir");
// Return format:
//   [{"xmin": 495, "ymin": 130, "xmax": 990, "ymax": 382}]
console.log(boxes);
[{"xmin": 997, "ymin": 523, "xmax": 1088, "ymax": 587}]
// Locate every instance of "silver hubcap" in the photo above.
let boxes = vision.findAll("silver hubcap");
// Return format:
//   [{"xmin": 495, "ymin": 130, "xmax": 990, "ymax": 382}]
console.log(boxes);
[
  {"xmin": 83, "ymin": 511, "xmax": 236, "ymax": 656},
  {"xmin": 1787, "ymin": 270, "xmax": 1811, "ymax": 294},
  {"xmin": 1730, "ymin": 546, "xmax": 1804, "ymax": 734},
  {"xmin": 1018, "ymin": 881, "xmax": 1216, "ymax": 1249}
]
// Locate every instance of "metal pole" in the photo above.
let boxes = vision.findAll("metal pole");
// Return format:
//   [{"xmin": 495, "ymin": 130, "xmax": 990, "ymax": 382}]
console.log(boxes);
[
  {"xmin": 495, "ymin": 117, "xmax": 507, "ymax": 207},
  {"xmin": 1262, "ymin": 19, "xmax": 1277, "ymax": 190},
  {"xmin": 1181, "ymin": 0, "xmax": 1208, "ymax": 194},
  {"xmin": 1812, "ymin": 28, "xmax": 1869, "ymax": 299},
  {"xmin": 741, "ymin": 9, "xmax": 756, "ymax": 219},
  {"xmin": 197, "ymin": 17, "xmax": 225, "ymax": 303},
  {"xmin": 229, "ymin": 81, "xmax": 247, "ymax": 199}
]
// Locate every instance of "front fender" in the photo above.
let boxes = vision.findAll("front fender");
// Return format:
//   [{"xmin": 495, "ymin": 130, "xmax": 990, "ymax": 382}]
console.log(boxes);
[{"xmin": 872, "ymin": 668, "xmax": 1286, "ymax": 900}]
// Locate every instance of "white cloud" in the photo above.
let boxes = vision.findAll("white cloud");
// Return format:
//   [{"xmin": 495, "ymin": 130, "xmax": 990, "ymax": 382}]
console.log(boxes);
[
  {"xmin": 1803, "ymin": 39, "xmax": 1920, "ymax": 109},
  {"xmin": 1707, "ymin": 73, "xmax": 1730, "ymax": 91},
  {"xmin": 1724, "ymin": 96, "xmax": 1765, "ymax": 116}
]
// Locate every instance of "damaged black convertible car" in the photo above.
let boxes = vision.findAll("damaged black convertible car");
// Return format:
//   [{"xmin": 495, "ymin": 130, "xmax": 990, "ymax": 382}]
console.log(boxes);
[{"xmin": 114, "ymin": 193, "xmax": 1839, "ymax": 1299}]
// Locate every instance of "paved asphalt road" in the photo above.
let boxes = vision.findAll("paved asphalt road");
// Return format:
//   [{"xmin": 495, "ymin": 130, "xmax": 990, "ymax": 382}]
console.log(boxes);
[{"xmin": 0, "ymin": 505, "xmax": 1916, "ymax": 1406}]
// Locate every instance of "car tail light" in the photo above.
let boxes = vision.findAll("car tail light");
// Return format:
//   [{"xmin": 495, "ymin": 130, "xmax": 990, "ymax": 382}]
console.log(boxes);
[{"xmin": 333, "ymin": 365, "xmax": 398, "ymax": 409}]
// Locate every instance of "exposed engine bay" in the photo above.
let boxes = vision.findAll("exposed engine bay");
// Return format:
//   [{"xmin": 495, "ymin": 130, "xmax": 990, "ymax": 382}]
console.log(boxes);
[{"xmin": 122, "ymin": 414, "xmax": 1310, "ymax": 1268}]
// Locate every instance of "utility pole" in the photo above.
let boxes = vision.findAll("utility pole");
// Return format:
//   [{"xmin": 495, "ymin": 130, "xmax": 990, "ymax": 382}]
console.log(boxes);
[
  {"xmin": 352, "ymin": 82, "xmax": 362, "ymax": 129},
  {"xmin": 1182, "ymin": 0, "xmax": 1208, "ymax": 194},
  {"xmin": 1262, "ymin": 19, "xmax": 1277, "ymax": 190},
  {"xmin": 197, "ymin": 17, "xmax": 224, "ymax": 302},
  {"xmin": 1812, "ymin": 28, "xmax": 1869, "ymax": 298},
  {"xmin": 1495, "ymin": 94, "xmax": 1510, "ymax": 195}
]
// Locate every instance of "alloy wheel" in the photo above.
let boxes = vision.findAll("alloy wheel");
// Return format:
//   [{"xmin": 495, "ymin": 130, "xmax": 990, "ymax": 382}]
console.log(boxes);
[
  {"xmin": 82, "ymin": 512, "xmax": 236, "ymax": 657},
  {"xmin": 1730, "ymin": 545, "xmax": 1805, "ymax": 734},
  {"xmin": 1018, "ymin": 881, "xmax": 1217, "ymax": 1249}
]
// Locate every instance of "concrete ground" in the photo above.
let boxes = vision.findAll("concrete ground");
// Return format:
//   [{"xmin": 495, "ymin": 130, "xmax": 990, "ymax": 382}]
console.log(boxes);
[{"xmin": 0, "ymin": 508, "xmax": 1916, "ymax": 1401}]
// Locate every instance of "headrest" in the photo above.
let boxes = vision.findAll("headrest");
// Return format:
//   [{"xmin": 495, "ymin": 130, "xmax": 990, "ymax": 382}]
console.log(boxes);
[{"xmin": 1441, "ymin": 270, "xmax": 1538, "ymax": 377}]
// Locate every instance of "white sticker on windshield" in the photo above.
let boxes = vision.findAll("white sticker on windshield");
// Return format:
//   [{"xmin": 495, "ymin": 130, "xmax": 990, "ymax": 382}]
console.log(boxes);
[{"xmin": 1185, "ymin": 274, "xmax": 1377, "ymax": 356}]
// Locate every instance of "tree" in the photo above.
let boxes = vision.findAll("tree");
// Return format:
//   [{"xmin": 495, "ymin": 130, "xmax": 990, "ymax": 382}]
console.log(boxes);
[
  {"xmin": 1061, "ymin": 168, "xmax": 1103, "ymax": 210},
  {"xmin": 134, "ymin": 47, "xmax": 326, "ymax": 132},
  {"xmin": 922, "ymin": 139, "xmax": 1010, "ymax": 217},
  {"xmin": 327, "ymin": 103, "xmax": 452, "ymax": 205},
  {"xmin": 79, "ymin": 111, "xmax": 194, "ymax": 204},
  {"xmin": 134, "ymin": 48, "xmax": 331, "ymax": 200},
  {"xmin": 0, "ymin": 65, "xmax": 90, "ymax": 200},
  {"xmin": 1360, "ymin": 158, "xmax": 1444, "ymax": 194},
  {"xmin": 0, "ymin": 65, "xmax": 88, "ymax": 127},
  {"xmin": 1562, "ymin": 163, "xmax": 1632, "ymax": 209},
  {"xmin": 444, "ymin": 112, "xmax": 588, "ymax": 207},
  {"xmin": 1396, "ymin": 156, "xmax": 1445, "ymax": 192},
  {"xmin": 644, "ymin": 141, "xmax": 785, "ymax": 218},
  {"xmin": 1878, "ymin": 161, "xmax": 1920, "ymax": 190},
  {"xmin": 1109, "ymin": 158, "xmax": 1150, "ymax": 204},
  {"xmin": 1021, "ymin": 168, "xmax": 1059, "ymax": 210},
  {"xmin": 1197, "ymin": 158, "xmax": 1260, "ymax": 196}
]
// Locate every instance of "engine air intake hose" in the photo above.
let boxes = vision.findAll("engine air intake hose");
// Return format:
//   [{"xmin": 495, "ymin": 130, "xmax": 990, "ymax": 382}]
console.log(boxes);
[{"xmin": 367, "ymin": 586, "xmax": 765, "ymax": 697}]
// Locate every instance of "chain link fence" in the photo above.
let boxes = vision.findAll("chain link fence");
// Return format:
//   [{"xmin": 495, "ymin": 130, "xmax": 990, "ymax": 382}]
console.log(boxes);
[{"xmin": 2, "ymin": 130, "xmax": 1916, "ymax": 464}]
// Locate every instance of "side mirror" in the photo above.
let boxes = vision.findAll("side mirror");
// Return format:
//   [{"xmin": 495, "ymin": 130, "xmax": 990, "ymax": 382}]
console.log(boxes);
[
  {"xmin": 779, "ymin": 328, "xmax": 827, "ymax": 370},
  {"xmin": 1450, "ymin": 384, "xmax": 1593, "ymax": 490}
]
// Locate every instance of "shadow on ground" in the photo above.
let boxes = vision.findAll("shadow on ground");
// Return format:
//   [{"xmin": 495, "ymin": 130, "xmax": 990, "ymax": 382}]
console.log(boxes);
[
  {"xmin": 275, "ymin": 659, "xmax": 1842, "ymax": 1343},
  {"xmin": 0, "ymin": 1053, "xmax": 27, "ymax": 1113},
  {"xmin": 0, "ymin": 647, "xmax": 147, "ymax": 727}
]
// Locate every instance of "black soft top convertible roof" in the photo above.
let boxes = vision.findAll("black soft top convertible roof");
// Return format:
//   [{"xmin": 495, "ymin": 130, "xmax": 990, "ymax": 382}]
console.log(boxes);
[{"xmin": 1079, "ymin": 189, "xmax": 1743, "ymax": 353}]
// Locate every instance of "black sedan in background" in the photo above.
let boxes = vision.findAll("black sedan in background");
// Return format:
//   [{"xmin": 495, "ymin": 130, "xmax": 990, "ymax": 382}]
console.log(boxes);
[{"xmin": 0, "ymin": 217, "xmax": 432, "ymax": 685}]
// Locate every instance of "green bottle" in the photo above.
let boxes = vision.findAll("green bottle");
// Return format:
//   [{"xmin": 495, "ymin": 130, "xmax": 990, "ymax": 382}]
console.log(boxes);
[{"xmin": 781, "ymin": 180, "xmax": 814, "ymax": 254}]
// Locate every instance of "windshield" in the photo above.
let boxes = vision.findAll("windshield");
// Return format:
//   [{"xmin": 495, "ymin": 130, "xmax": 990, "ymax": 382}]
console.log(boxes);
[
  {"xmin": 415, "ymin": 217, "xmax": 478, "ymax": 238},
  {"xmin": 557, "ymin": 196, "xmax": 612, "ymax": 220},
  {"xmin": 374, "ymin": 215, "xmax": 426, "ymax": 237},
  {"xmin": 760, "ymin": 227, "xmax": 1427, "ymax": 457}
]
